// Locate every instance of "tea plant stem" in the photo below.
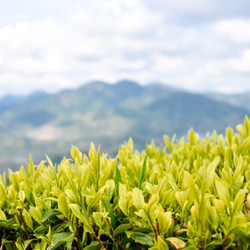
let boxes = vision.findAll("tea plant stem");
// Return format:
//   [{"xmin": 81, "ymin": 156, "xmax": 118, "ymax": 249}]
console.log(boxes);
[
  {"xmin": 106, "ymin": 218, "xmax": 126, "ymax": 250},
  {"xmin": 117, "ymin": 237, "xmax": 126, "ymax": 250},
  {"xmin": 94, "ymin": 235, "xmax": 106, "ymax": 250},
  {"xmin": 130, "ymin": 221, "xmax": 140, "ymax": 250},
  {"xmin": 18, "ymin": 208, "xmax": 34, "ymax": 250},
  {"xmin": 156, "ymin": 221, "xmax": 160, "ymax": 236},
  {"xmin": 76, "ymin": 218, "xmax": 81, "ymax": 250},
  {"xmin": 200, "ymin": 240, "xmax": 205, "ymax": 250},
  {"xmin": 106, "ymin": 218, "xmax": 115, "ymax": 234},
  {"xmin": 18, "ymin": 208, "xmax": 30, "ymax": 240},
  {"xmin": 0, "ymin": 239, "xmax": 5, "ymax": 250},
  {"xmin": 144, "ymin": 209, "xmax": 156, "ymax": 236},
  {"xmin": 245, "ymin": 197, "xmax": 250, "ymax": 215}
]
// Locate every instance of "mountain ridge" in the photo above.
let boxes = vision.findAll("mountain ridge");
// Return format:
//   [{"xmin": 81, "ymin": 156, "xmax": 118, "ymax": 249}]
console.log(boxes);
[{"xmin": 0, "ymin": 80, "xmax": 249, "ymax": 173}]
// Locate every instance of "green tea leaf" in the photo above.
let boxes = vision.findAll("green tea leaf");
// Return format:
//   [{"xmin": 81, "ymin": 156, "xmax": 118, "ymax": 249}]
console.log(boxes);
[
  {"xmin": 87, "ymin": 189, "xmax": 103, "ymax": 213},
  {"xmin": 114, "ymin": 224, "xmax": 132, "ymax": 237},
  {"xmin": 23, "ymin": 239, "xmax": 35, "ymax": 249},
  {"xmin": 145, "ymin": 193, "xmax": 159, "ymax": 222},
  {"xmin": 80, "ymin": 162, "xmax": 92, "ymax": 191},
  {"xmin": 18, "ymin": 190, "xmax": 25, "ymax": 202},
  {"xmin": 150, "ymin": 235, "xmax": 169, "ymax": 250},
  {"xmin": 207, "ymin": 206, "xmax": 219, "ymax": 231},
  {"xmin": 96, "ymin": 145, "xmax": 101, "ymax": 189},
  {"xmin": 138, "ymin": 156, "xmax": 147, "ymax": 189},
  {"xmin": 30, "ymin": 206, "xmax": 42, "ymax": 225},
  {"xmin": 115, "ymin": 165, "xmax": 122, "ymax": 196},
  {"xmin": 0, "ymin": 218, "xmax": 16, "ymax": 229},
  {"xmin": 58, "ymin": 193, "xmax": 69, "ymax": 219},
  {"xmin": 15, "ymin": 243, "xmax": 23, "ymax": 250},
  {"xmin": 62, "ymin": 165, "xmax": 80, "ymax": 202},
  {"xmin": 34, "ymin": 161, "xmax": 45, "ymax": 181},
  {"xmin": 69, "ymin": 203, "xmax": 93, "ymax": 233},
  {"xmin": 232, "ymin": 189, "xmax": 247, "ymax": 217},
  {"xmin": 188, "ymin": 128, "xmax": 196, "ymax": 145},
  {"xmin": 236, "ymin": 124, "xmax": 245, "ymax": 138},
  {"xmin": 167, "ymin": 173, "xmax": 178, "ymax": 192},
  {"xmin": 93, "ymin": 212, "xmax": 103, "ymax": 228},
  {"xmin": 236, "ymin": 228, "xmax": 250, "ymax": 244},
  {"xmin": 64, "ymin": 189, "xmax": 77, "ymax": 203},
  {"xmin": 83, "ymin": 241, "xmax": 100, "ymax": 250},
  {"xmin": 48, "ymin": 232, "xmax": 75, "ymax": 250},
  {"xmin": 51, "ymin": 186, "xmax": 63, "ymax": 198},
  {"xmin": 166, "ymin": 237, "xmax": 186, "ymax": 249},
  {"xmin": 0, "ymin": 209, "xmax": 6, "ymax": 220},
  {"xmin": 126, "ymin": 232, "xmax": 154, "ymax": 246},
  {"xmin": 204, "ymin": 156, "xmax": 220, "ymax": 191},
  {"xmin": 244, "ymin": 115, "xmax": 250, "ymax": 137},
  {"xmin": 118, "ymin": 184, "xmax": 133, "ymax": 216},
  {"xmin": 158, "ymin": 211, "xmax": 173, "ymax": 236},
  {"xmin": 39, "ymin": 240, "xmax": 48, "ymax": 250},
  {"xmin": 189, "ymin": 176, "xmax": 199, "ymax": 203},
  {"xmin": 225, "ymin": 127, "xmax": 234, "ymax": 146},
  {"xmin": 89, "ymin": 142, "xmax": 96, "ymax": 164},
  {"xmin": 215, "ymin": 180, "xmax": 230, "ymax": 207},
  {"xmin": 132, "ymin": 188, "xmax": 144, "ymax": 209},
  {"xmin": 101, "ymin": 196, "xmax": 116, "ymax": 230},
  {"xmin": 164, "ymin": 135, "xmax": 173, "ymax": 153},
  {"xmin": 45, "ymin": 155, "xmax": 54, "ymax": 168},
  {"xmin": 71, "ymin": 145, "xmax": 83, "ymax": 164},
  {"xmin": 23, "ymin": 209, "xmax": 33, "ymax": 230},
  {"xmin": 41, "ymin": 211, "xmax": 61, "ymax": 223},
  {"xmin": 213, "ymin": 199, "xmax": 230, "ymax": 227}
]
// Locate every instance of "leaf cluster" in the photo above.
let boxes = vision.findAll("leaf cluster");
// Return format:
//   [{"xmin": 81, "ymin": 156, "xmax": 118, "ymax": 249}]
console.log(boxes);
[{"xmin": 1, "ymin": 116, "xmax": 250, "ymax": 249}]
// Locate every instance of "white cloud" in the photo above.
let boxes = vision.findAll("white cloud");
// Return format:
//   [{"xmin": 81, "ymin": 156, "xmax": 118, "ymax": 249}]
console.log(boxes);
[
  {"xmin": 0, "ymin": 0, "xmax": 250, "ymax": 95},
  {"xmin": 68, "ymin": 0, "xmax": 161, "ymax": 36},
  {"xmin": 213, "ymin": 18, "xmax": 250, "ymax": 43},
  {"xmin": 196, "ymin": 49, "xmax": 250, "ymax": 76},
  {"xmin": 152, "ymin": 54, "xmax": 187, "ymax": 73},
  {"xmin": 222, "ymin": 49, "xmax": 250, "ymax": 73},
  {"xmin": 0, "ymin": 72, "xmax": 71, "ymax": 96},
  {"xmin": 159, "ymin": 0, "xmax": 212, "ymax": 14},
  {"xmin": 0, "ymin": 0, "xmax": 167, "ymax": 95},
  {"xmin": 215, "ymin": 86, "xmax": 237, "ymax": 94}
]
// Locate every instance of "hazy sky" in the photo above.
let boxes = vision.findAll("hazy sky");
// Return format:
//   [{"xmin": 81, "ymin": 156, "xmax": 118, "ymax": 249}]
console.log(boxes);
[{"xmin": 0, "ymin": 0, "xmax": 250, "ymax": 96}]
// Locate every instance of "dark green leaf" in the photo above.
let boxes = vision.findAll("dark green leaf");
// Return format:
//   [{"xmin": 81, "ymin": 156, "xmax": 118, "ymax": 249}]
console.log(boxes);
[
  {"xmin": 114, "ymin": 224, "xmax": 132, "ymax": 237},
  {"xmin": 83, "ymin": 241, "xmax": 100, "ymax": 249},
  {"xmin": 0, "ymin": 218, "xmax": 16, "ymax": 229},
  {"xmin": 47, "ymin": 232, "xmax": 75, "ymax": 250},
  {"xmin": 126, "ymin": 232, "xmax": 154, "ymax": 246},
  {"xmin": 24, "ymin": 239, "xmax": 35, "ymax": 249},
  {"xmin": 102, "ymin": 196, "xmax": 116, "ymax": 230},
  {"xmin": 41, "ymin": 211, "xmax": 61, "ymax": 222}
]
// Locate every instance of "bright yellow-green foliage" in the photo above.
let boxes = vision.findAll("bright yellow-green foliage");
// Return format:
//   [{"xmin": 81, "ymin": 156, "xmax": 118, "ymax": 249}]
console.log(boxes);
[{"xmin": 1, "ymin": 117, "xmax": 250, "ymax": 249}]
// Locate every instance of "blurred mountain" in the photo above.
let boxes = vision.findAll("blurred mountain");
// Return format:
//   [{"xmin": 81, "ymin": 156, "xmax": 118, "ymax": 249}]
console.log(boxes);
[
  {"xmin": 205, "ymin": 92, "xmax": 250, "ymax": 111},
  {"xmin": 0, "ymin": 94, "xmax": 25, "ymax": 111},
  {"xmin": 0, "ymin": 80, "xmax": 249, "ymax": 173}
]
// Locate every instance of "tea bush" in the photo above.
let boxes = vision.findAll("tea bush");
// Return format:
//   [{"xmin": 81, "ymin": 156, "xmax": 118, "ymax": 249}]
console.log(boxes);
[{"xmin": 1, "ymin": 117, "xmax": 250, "ymax": 249}]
